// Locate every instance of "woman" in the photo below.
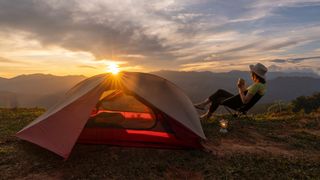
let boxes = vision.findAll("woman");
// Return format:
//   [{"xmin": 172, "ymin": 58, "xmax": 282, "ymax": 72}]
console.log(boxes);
[{"xmin": 194, "ymin": 63, "xmax": 268, "ymax": 120}]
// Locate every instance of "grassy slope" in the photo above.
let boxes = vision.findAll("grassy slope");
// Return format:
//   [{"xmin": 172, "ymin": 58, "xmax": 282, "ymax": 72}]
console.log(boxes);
[{"xmin": 0, "ymin": 108, "xmax": 319, "ymax": 179}]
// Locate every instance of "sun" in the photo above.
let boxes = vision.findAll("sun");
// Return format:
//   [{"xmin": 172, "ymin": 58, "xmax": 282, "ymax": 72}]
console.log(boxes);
[{"xmin": 107, "ymin": 63, "xmax": 120, "ymax": 75}]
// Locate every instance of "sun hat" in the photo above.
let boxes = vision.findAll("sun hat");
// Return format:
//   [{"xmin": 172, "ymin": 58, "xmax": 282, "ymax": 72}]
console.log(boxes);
[{"xmin": 249, "ymin": 63, "xmax": 268, "ymax": 80}]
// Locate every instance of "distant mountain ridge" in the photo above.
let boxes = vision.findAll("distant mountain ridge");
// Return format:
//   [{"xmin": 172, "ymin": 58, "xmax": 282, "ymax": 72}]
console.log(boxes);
[
  {"xmin": 152, "ymin": 70, "xmax": 320, "ymax": 103},
  {"xmin": 226, "ymin": 70, "xmax": 320, "ymax": 79},
  {"xmin": 1, "ymin": 74, "xmax": 86, "ymax": 95},
  {"xmin": 0, "ymin": 74, "xmax": 86, "ymax": 108},
  {"xmin": 0, "ymin": 71, "xmax": 319, "ymax": 108},
  {"xmin": 0, "ymin": 77, "xmax": 8, "ymax": 84}
]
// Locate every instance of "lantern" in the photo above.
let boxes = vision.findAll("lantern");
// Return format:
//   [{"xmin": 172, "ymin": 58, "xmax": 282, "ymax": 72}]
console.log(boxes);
[{"xmin": 219, "ymin": 119, "xmax": 228, "ymax": 133}]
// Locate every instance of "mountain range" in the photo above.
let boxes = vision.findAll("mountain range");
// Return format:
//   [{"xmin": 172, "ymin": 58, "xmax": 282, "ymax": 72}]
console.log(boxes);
[
  {"xmin": 0, "ymin": 74, "xmax": 85, "ymax": 108},
  {"xmin": 0, "ymin": 71, "xmax": 319, "ymax": 109},
  {"xmin": 152, "ymin": 70, "xmax": 320, "ymax": 103}
]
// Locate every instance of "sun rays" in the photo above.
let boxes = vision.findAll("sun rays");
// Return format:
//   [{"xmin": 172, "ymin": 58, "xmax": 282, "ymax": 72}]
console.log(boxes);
[{"xmin": 107, "ymin": 63, "xmax": 120, "ymax": 75}]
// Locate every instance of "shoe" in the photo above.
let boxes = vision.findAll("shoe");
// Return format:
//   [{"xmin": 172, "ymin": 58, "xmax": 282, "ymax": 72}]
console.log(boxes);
[
  {"xmin": 200, "ymin": 112, "xmax": 211, "ymax": 122},
  {"xmin": 194, "ymin": 103, "xmax": 206, "ymax": 110},
  {"xmin": 200, "ymin": 111, "xmax": 213, "ymax": 121}
]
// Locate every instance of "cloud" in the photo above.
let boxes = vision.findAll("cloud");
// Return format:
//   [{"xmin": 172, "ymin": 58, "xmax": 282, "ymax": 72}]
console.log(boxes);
[
  {"xmin": 118, "ymin": 54, "xmax": 146, "ymax": 59},
  {"xmin": 0, "ymin": 0, "xmax": 320, "ymax": 74},
  {"xmin": 78, "ymin": 65, "xmax": 97, "ymax": 69},
  {"xmin": 270, "ymin": 59, "xmax": 287, "ymax": 63},
  {"xmin": 218, "ymin": 42, "xmax": 260, "ymax": 55},
  {"xmin": 268, "ymin": 64, "xmax": 283, "ymax": 71},
  {"xmin": 179, "ymin": 61, "xmax": 220, "ymax": 71},
  {"xmin": 270, "ymin": 56, "xmax": 320, "ymax": 64},
  {"xmin": 268, "ymin": 64, "xmax": 320, "ymax": 75},
  {"xmin": 261, "ymin": 39, "xmax": 301, "ymax": 51},
  {"xmin": 0, "ymin": 0, "xmax": 172, "ymax": 61},
  {"xmin": 288, "ymin": 56, "xmax": 320, "ymax": 63},
  {"xmin": 0, "ymin": 57, "xmax": 23, "ymax": 64}
]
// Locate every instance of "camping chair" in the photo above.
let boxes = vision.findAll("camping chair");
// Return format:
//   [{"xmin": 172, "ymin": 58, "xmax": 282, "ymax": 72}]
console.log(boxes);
[{"xmin": 221, "ymin": 92, "xmax": 263, "ymax": 120}]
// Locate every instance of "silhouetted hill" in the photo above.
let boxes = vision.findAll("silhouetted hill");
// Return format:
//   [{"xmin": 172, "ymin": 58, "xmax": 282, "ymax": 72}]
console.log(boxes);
[
  {"xmin": 227, "ymin": 70, "xmax": 319, "ymax": 79},
  {"xmin": 0, "ymin": 77, "xmax": 8, "ymax": 84},
  {"xmin": 265, "ymin": 77, "xmax": 320, "ymax": 102},
  {"xmin": 1, "ymin": 74, "xmax": 86, "ymax": 95},
  {"xmin": 0, "ymin": 74, "xmax": 86, "ymax": 108},
  {"xmin": 152, "ymin": 71, "xmax": 320, "ymax": 103}
]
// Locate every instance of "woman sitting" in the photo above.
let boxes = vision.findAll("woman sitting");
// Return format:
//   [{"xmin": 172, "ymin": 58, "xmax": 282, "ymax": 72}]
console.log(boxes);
[{"xmin": 194, "ymin": 63, "xmax": 268, "ymax": 120}]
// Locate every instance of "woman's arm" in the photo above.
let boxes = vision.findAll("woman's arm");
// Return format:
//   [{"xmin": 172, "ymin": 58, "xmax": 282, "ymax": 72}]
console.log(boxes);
[
  {"xmin": 238, "ymin": 88, "xmax": 253, "ymax": 104},
  {"xmin": 237, "ymin": 78, "xmax": 254, "ymax": 104},
  {"xmin": 238, "ymin": 81, "xmax": 254, "ymax": 104}
]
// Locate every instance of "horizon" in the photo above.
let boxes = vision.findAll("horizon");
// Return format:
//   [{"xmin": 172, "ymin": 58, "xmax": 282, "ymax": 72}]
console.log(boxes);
[
  {"xmin": 1, "ymin": 69, "xmax": 319, "ymax": 79},
  {"xmin": 1, "ymin": 1, "xmax": 320, "ymax": 77}
]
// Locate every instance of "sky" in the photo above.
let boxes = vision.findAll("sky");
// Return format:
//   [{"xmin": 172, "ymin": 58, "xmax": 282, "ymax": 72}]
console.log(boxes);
[{"xmin": 0, "ymin": 0, "xmax": 320, "ymax": 78}]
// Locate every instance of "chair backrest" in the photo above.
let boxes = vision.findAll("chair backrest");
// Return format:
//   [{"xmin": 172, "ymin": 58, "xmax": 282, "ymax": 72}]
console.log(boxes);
[{"xmin": 238, "ymin": 93, "xmax": 263, "ymax": 113}]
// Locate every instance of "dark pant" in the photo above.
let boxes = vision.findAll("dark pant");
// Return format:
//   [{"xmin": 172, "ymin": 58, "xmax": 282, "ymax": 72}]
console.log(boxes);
[{"xmin": 208, "ymin": 89, "xmax": 243, "ymax": 115}]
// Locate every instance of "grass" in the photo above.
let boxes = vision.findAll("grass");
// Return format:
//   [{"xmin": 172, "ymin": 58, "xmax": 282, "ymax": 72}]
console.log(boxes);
[{"xmin": 0, "ymin": 108, "xmax": 320, "ymax": 179}]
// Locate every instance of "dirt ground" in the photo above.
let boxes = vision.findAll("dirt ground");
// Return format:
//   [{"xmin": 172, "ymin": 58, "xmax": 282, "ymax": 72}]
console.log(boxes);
[
  {"xmin": 204, "ymin": 113, "xmax": 320, "ymax": 159},
  {"xmin": 0, "ymin": 109, "xmax": 320, "ymax": 179}
]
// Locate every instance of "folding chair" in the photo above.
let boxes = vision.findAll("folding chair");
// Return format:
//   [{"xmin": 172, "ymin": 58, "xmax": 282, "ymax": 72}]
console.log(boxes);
[{"xmin": 221, "ymin": 92, "xmax": 263, "ymax": 120}]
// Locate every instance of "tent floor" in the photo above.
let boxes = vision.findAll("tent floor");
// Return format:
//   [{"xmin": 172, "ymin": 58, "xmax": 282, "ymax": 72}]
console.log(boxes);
[{"xmin": 78, "ymin": 128, "xmax": 201, "ymax": 149}]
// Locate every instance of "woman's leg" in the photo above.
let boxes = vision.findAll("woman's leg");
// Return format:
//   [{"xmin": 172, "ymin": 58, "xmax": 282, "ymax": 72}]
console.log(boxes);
[
  {"xmin": 195, "ymin": 89, "xmax": 233, "ymax": 109},
  {"xmin": 221, "ymin": 94, "xmax": 244, "ymax": 110},
  {"xmin": 204, "ymin": 89, "xmax": 234, "ymax": 118},
  {"xmin": 194, "ymin": 98, "xmax": 211, "ymax": 110}
]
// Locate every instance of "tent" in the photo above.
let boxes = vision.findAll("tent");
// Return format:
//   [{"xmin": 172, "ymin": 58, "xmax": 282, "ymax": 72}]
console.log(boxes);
[{"xmin": 16, "ymin": 72, "xmax": 206, "ymax": 159}]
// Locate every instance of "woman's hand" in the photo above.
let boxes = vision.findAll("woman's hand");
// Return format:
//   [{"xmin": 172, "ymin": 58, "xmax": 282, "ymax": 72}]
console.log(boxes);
[
  {"xmin": 237, "ymin": 78, "xmax": 254, "ymax": 104},
  {"xmin": 237, "ymin": 78, "xmax": 246, "ymax": 92}
]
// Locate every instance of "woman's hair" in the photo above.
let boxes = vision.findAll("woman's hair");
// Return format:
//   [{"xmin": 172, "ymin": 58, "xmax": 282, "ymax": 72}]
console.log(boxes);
[{"xmin": 252, "ymin": 72, "xmax": 266, "ymax": 84}]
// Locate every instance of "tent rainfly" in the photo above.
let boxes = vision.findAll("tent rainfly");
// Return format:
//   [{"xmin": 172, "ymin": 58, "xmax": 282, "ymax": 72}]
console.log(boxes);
[{"xmin": 17, "ymin": 72, "xmax": 206, "ymax": 159}]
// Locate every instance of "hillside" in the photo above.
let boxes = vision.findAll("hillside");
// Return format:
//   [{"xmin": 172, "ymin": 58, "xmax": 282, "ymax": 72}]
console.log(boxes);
[
  {"xmin": 153, "ymin": 71, "xmax": 320, "ymax": 103},
  {"xmin": 0, "ymin": 108, "xmax": 319, "ymax": 179},
  {"xmin": 0, "ymin": 77, "xmax": 8, "ymax": 83},
  {"xmin": 266, "ymin": 77, "xmax": 320, "ymax": 102},
  {"xmin": 0, "ymin": 74, "xmax": 86, "ymax": 95},
  {"xmin": 0, "ymin": 91, "xmax": 17, "ymax": 107},
  {"xmin": 0, "ymin": 74, "xmax": 86, "ymax": 108}
]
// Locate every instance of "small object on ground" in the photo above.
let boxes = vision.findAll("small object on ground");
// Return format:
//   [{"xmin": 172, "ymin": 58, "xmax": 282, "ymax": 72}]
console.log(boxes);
[
  {"xmin": 219, "ymin": 128, "xmax": 228, "ymax": 133},
  {"xmin": 219, "ymin": 119, "xmax": 229, "ymax": 133}
]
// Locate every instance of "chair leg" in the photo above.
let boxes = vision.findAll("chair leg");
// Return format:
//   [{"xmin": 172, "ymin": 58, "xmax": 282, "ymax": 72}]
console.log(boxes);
[
  {"xmin": 224, "ymin": 106, "xmax": 234, "ymax": 116},
  {"xmin": 223, "ymin": 106, "xmax": 239, "ymax": 121}
]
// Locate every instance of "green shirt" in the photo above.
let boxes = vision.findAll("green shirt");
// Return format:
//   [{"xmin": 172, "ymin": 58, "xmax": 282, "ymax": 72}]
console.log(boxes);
[{"xmin": 247, "ymin": 82, "xmax": 266, "ymax": 96}]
